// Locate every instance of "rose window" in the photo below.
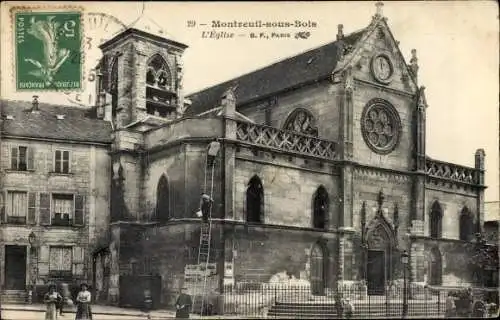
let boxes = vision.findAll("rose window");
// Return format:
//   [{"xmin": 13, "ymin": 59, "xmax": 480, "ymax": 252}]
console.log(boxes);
[{"xmin": 361, "ymin": 99, "xmax": 401, "ymax": 154}]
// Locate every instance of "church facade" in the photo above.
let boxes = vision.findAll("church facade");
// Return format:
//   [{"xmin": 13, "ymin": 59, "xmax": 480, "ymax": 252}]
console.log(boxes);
[
  {"xmin": 92, "ymin": 6, "xmax": 486, "ymax": 307},
  {"xmin": 1, "ymin": 4, "xmax": 487, "ymax": 309}
]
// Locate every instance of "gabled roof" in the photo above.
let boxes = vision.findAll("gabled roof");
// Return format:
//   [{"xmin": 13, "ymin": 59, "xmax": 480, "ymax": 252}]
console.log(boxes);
[
  {"xmin": 185, "ymin": 29, "xmax": 365, "ymax": 116},
  {"xmin": 1, "ymin": 100, "xmax": 113, "ymax": 144}
]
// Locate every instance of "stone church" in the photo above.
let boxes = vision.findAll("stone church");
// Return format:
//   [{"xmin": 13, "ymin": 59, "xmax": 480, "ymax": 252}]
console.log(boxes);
[
  {"xmin": 88, "ymin": 4, "xmax": 487, "ymax": 307},
  {"xmin": 1, "ymin": 3, "xmax": 486, "ymax": 308}
]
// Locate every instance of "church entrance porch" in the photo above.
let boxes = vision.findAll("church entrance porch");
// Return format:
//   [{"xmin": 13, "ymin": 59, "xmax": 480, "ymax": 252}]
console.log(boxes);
[{"xmin": 4, "ymin": 245, "xmax": 27, "ymax": 290}]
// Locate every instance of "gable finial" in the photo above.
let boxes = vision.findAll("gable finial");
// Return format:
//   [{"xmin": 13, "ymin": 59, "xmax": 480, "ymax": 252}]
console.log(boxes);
[
  {"xmin": 336, "ymin": 24, "xmax": 344, "ymax": 41},
  {"xmin": 410, "ymin": 49, "xmax": 419, "ymax": 84},
  {"xmin": 375, "ymin": 2, "xmax": 384, "ymax": 18}
]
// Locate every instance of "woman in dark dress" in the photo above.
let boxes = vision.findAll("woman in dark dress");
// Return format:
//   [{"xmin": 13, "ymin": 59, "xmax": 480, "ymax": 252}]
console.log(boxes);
[{"xmin": 175, "ymin": 287, "xmax": 193, "ymax": 319}]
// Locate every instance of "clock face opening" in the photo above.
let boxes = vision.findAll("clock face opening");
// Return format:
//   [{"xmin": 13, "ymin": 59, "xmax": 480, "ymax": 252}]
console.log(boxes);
[{"xmin": 371, "ymin": 53, "xmax": 394, "ymax": 84}]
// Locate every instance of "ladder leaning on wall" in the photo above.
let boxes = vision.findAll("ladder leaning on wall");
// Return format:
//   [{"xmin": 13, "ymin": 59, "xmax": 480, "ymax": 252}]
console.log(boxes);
[{"xmin": 192, "ymin": 141, "xmax": 219, "ymax": 316}]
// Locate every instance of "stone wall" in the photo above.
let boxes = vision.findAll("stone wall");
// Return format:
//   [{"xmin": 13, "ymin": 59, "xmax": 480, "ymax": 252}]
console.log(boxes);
[
  {"xmin": 424, "ymin": 185, "xmax": 478, "ymax": 239},
  {"xmin": 233, "ymin": 152, "xmax": 341, "ymax": 229}
]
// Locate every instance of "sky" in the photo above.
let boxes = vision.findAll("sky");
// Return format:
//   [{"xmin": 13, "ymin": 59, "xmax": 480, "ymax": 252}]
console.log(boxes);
[{"xmin": 1, "ymin": 1, "xmax": 498, "ymax": 215}]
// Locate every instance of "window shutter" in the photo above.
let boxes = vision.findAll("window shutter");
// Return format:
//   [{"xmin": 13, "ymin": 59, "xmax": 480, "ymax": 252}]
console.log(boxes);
[
  {"xmin": 28, "ymin": 192, "xmax": 37, "ymax": 225},
  {"xmin": 74, "ymin": 195, "xmax": 85, "ymax": 226},
  {"xmin": 0, "ymin": 193, "xmax": 5, "ymax": 224},
  {"xmin": 11, "ymin": 147, "xmax": 18, "ymax": 169},
  {"xmin": 38, "ymin": 246, "xmax": 49, "ymax": 276},
  {"xmin": 39, "ymin": 193, "xmax": 51, "ymax": 225},
  {"xmin": 73, "ymin": 247, "xmax": 85, "ymax": 276},
  {"xmin": 27, "ymin": 147, "xmax": 35, "ymax": 170}
]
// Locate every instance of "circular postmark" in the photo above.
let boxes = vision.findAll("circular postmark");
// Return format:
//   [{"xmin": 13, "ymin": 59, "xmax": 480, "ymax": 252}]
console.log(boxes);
[{"xmin": 62, "ymin": 12, "xmax": 127, "ymax": 106}]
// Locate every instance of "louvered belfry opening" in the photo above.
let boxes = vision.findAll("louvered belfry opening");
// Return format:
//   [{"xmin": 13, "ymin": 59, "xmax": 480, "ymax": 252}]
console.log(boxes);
[{"xmin": 145, "ymin": 54, "xmax": 177, "ymax": 118}]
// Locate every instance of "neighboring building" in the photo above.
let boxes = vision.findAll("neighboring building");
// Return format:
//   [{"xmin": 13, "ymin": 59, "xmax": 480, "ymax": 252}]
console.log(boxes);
[
  {"xmin": 0, "ymin": 3, "xmax": 490, "ymax": 309},
  {"xmin": 0, "ymin": 99, "xmax": 112, "ymax": 300}
]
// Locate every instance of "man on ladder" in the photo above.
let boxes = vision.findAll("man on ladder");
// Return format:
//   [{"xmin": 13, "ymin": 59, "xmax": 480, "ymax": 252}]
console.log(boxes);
[{"xmin": 192, "ymin": 140, "xmax": 220, "ymax": 318}]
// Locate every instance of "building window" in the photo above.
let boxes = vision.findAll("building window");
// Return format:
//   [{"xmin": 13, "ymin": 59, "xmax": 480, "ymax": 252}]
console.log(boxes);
[
  {"xmin": 283, "ymin": 108, "xmax": 318, "ymax": 136},
  {"xmin": 5, "ymin": 191, "xmax": 27, "ymax": 224},
  {"xmin": 459, "ymin": 207, "xmax": 474, "ymax": 241},
  {"xmin": 52, "ymin": 194, "xmax": 74, "ymax": 226},
  {"xmin": 428, "ymin": 247, "xmax": 442, "ymax": 285},
  {"xmin": 246, "ymin": 175, "xmax": 264, "ymax": 223},
  {"xmin": 155, "ymin": 174, "xmax": 170, "ymax": 222},
  {"xmin": 145, "ymin": 54, "xmax": 176, "ymax": 118},
  {"xmin": 430, "ymin": 201, "xmax": 443, "ymax": 238},
  {"xmin": 11, "ymin": 146, "xmax": 34, "ymax": 171},
  {"xmin": 54, "ymin": 150, "xmax": 71, "ymax": 173},
  {"xmin": 49, "ymin": 246, "xmax": 72, "ymax": 277},
  {"xmin": 109, "ymin": 56, "xmax": 119, "ymax": 124},
  {"xmin": 146, "ymin": 54, "xmax": 172, "ymax": 90},
  {"xmin": 313, "ymin": 186, "xmax": 329, "ymax": 230}
]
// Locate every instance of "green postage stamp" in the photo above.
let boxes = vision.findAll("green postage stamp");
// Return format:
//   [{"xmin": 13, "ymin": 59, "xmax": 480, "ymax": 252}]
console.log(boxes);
[{"xmin": 14, "ymin": 9, "xmax": 82, "ymax": 91}]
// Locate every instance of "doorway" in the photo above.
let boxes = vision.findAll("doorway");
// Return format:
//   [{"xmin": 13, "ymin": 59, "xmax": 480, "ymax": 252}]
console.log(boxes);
[
  {"xmin": 5, "ymin": 245, "xmax": 27, "ymax": 290},
  {"xmin": 310, "ymin": 242, "xmax": 326, "ymax": 296},
  {"xmin": 367, "ymin": 250, "xmax": 385, "ymax": 295}
]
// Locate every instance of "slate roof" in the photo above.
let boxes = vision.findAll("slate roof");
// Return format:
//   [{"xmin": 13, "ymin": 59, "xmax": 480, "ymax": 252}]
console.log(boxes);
[
  {"xmin": 185, "ymin": 29, "xmax": 365, "ymax": 116},
  {"xmin": 1, "ymin": 100, "xmax": 113, "ymax": 144}
]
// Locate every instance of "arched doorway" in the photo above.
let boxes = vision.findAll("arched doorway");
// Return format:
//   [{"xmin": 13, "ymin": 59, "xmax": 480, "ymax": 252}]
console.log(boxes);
[
  {"xmin": 366, "ymin": 223, "xmax": 393, "ymax": 295},
  {"xmin": 310, "ymin": 242, "xmax": 327, "ymax": 296},
  {"xmin": 428, "ymin": 247, "xmax": 442, "ymax": 285}
]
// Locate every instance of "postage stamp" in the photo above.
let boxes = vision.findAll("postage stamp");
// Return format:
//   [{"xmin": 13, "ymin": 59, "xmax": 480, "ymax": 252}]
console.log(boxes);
[{"xmin": 14, "ymin": 9, "xmax": 82, "ymax": 91}]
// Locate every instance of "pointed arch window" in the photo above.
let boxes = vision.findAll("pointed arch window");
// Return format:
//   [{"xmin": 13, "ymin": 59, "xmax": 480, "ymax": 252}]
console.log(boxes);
[
  {"xmin": 246, "ymin": 175, "xmax": 264, "ymax": 223},
  {"xmin": 283, "ymin": 108, "xmax": 318, "ymax": 136},
  {"xmin": 430, "ymin": 201, "xmax": 443, "ymax": 239},
  {"xmin": 155, "ymin": 175, "xmax": 170, "ymax": 222},
  {"xmin": 146, "ymin": 54, "xmax": 172, "ymax": 91},
  {"xmin": 459, "ymin": 207, "xmax": 474, "ymax": 241},
  {"xmin": 110, "ymin": 57, "xmax": 119, "ymax": 121},
  {"xmin": 313, "ymin": 186, "xmax": 329, "ymax": 230}
]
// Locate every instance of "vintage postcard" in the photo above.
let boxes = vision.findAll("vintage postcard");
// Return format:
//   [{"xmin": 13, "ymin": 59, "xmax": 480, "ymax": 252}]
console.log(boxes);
[{"xmin": 0, "ymin": 1, "xmax": 498, "ymax": 320}]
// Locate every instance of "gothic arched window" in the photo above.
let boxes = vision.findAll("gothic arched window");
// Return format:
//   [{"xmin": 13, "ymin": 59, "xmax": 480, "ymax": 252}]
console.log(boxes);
[
  {"xmin": 146, "ymin": 54, "xmax": 172, "ymax": 90},
  {"xmin": 313, "ymin": 186, "xmax": 329, "ymax": 230},
  {"xmin": 430, "ymin": 201, "xmax": 443, "ymax": 239},
  {"xmin": 246, "ymin": 175, "xmax": 264, "ymax": 223},
  {"xmin": 459, "ymin": 207, "xmax": 474, "ymax": 241},
  {"xmin": 155, "ymin": 174, "xmax": 170, "ymax": 222},
  {"xmin": 283, "ymin": 108, "xmax": 319, "ymax": 136},
  {"xmin": 110, "ymin": 57, "xmax": 119, "ymax": 121}
]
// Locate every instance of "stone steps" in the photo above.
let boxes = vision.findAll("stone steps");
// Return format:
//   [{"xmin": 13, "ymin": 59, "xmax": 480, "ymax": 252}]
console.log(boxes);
[{"xmin": 1, "ymin": 290, "xmax": 27, "ymax": 304}]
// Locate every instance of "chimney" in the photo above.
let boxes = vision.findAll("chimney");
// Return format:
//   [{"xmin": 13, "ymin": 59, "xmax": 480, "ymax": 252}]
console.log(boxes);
[
  {"xmin": 336, "ymin": 24, "xmax": 344, "ymax": 41},
  {"xmin": 32, "ymin": 95, "xmax": 39, "ymax": 112}
]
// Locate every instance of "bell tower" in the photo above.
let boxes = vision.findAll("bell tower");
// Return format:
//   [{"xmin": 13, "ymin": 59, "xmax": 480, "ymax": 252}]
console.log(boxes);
[{"xmin": 95, "ymin": 20, "xmax": 188, "ymax": 128}]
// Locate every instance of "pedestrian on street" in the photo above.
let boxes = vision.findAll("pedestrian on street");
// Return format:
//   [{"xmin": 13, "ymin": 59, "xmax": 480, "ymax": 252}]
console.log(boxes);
[
  {"xmin": 343, "ymin": 298, "xmax": 354, "ymax": 319},
  {"xmin": 445, "ymin": 291, "xmax": 457, "ymax": 318},
  {"xmin": 56, "ymin": 284, "xmax": 65, "ymax": 316},
  {"xmin": 334, "ymin": 293, "xmax": 344, "ymax": 319},
  {"xmin": 75, "ymin": 283, "xmax": 93, "ymax": 320},
  {"xmin": 44, "ymin": 284, "xmax": 62, "ymax": 320},
  {"xmin": 175, "ymin": 287, "xmax": 193, "ymax": 319}
]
